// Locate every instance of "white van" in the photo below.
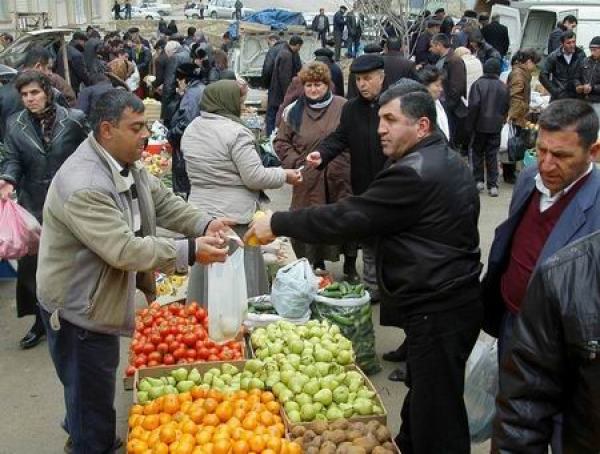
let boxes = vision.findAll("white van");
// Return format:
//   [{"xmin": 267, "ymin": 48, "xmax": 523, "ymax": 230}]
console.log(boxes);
[{"xmin": 491, "ymin": 1, "xmax": 600, "ymax": 56}]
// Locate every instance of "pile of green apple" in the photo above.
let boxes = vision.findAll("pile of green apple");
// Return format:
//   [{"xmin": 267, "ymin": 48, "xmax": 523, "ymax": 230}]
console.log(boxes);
[{"xmin": 250, "ymin": 320, "xmax": 355, "ymax": 366}]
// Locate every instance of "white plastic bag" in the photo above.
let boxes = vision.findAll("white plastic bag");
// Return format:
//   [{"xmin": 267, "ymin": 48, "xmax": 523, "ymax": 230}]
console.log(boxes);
[
  {"xmin": 207, "ymin": 248, "xmax": 247, "ymax": 343},
  {"xmin": 270, "ymin": 258, "xmax": 318, "ymax": 318},
  {"xmin": 464, "ymin": 332, "xmax": 499, "ymax": 443}
]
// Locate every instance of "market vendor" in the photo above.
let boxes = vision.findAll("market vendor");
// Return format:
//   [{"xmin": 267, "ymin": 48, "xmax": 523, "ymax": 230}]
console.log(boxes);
[
  {"xmin": 246, "ymin": 81, "xmax": 482, "ymax": 453},
  {"xmin": 36, "ymin": 90, "xmax": 232, "ymax": 453}
]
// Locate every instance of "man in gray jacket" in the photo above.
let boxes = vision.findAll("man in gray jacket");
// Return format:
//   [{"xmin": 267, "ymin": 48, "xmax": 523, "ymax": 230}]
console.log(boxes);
[{"xmin": 37, "ymin": 90, "xmax": 231, "ymax": 453}]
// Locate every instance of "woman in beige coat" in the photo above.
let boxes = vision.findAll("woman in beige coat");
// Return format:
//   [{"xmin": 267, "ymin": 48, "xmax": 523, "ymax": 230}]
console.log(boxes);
[
  {"xmin": 182, "ymin": 80, "xmax": 301, "ymax": 303},
  {"xmin": 274, "ymin": 62, "xmax": 358, "ymax": 280}
]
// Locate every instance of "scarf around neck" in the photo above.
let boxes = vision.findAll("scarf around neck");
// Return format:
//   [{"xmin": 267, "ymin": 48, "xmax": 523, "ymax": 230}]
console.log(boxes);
[
  {"xmin": 29, "ymin": 103, "xmax": 57, "ymax": 147},
  {"xmin": 288, "ymin": 90, "xmax": 333, "ymax": 133}
]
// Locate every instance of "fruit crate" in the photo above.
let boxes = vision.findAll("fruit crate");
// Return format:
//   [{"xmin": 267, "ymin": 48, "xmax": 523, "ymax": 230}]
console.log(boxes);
[
  {"xmin": 280, "ymin": 365, "xmax": 387, "ymax": 431},
  {"xmin": 132, "ymin": 360, "xmax": 248, "ymax": 403}
]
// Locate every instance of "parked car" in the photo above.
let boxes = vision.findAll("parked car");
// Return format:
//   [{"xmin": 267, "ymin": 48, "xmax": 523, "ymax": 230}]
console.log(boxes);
[
  {"xmin": 184, "ymin": 4, "xmax": 205, "ymax": 19},
  {"xmin": 137, "ymin": 1, "xmax": 172, "ymax": 17},
  {"xmin": 0, "ymin": 29, "xmax": 69, "ymax": 69},
  {"xmin": 131, "ymin": 6, "xmax": 161, "ymax": 20},
  {"xmin": 204, "ymin": 0, "xmax": 255, "ymax": 20}
]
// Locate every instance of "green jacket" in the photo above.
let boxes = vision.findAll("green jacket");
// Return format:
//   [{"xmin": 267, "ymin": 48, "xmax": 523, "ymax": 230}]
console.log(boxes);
[{"xmin": 37, "ymin": 134, "xmax": 212, "ymax": 335}]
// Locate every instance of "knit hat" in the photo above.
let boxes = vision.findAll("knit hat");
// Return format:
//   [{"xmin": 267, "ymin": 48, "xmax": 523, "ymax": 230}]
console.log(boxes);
[
  {"xmin": 483, "ymin": 58, "xmax": 502, "ymax": 75},
  {"xmin": 590, "ymin": 36, "xmax": 600, "ymax": 48}
]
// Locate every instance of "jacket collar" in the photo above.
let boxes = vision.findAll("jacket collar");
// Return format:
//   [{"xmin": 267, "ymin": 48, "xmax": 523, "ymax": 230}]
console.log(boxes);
[
  {"xmin": 14, "ymin": 104, "xmax": 69, "ymax": 154},
  {"xmin": 394, "ymin": 132, "xmax": 445, "ymax": 162}
]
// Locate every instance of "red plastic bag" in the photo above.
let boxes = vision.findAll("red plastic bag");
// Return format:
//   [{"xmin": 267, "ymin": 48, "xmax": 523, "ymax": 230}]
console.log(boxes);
[{"xmin": 0, "ymin": 199, "xmax": 41, "ymax": 259}]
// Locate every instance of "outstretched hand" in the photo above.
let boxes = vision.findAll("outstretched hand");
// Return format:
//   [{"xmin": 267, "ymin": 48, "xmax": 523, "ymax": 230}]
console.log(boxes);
[{"xmin": 244, "ymin": 211, "xmax": 276, "ymax": 245}]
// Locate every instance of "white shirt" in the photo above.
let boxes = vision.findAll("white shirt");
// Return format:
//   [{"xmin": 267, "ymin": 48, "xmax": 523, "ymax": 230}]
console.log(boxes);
[
  {"xmin": 435, "ymin": 99, "xmax": 450, "ymax": 140},
  {"xmin": 535, "ymin": 162, "xmax": 593, "ymax": 212},
  {"xmin": 563, "ymin": 52, "xmax": 573, "ymax": 65},
  {"xmin": 97, "ymin": 143, "xmax": 141, "ymax": 232}
]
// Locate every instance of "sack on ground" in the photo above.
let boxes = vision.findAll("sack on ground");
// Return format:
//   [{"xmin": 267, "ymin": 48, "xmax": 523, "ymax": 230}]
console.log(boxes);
[
  {"xmin": 270, "ymin": 258, "xmax": 318, "ymax": 318},
  {"xmin": 464, "ymin": 332, "xmax": 499, "ymax": 443},
  {"xmin": 207, "ymin": 247, "xmax": 247, "ymax": 342},
  {"xmin": 0, "ymin": 199, "xmax": 41, "ymax": 260},
  {"xmin": 312, "ymin": 292, "xmax": 382, "ymax": 375}
]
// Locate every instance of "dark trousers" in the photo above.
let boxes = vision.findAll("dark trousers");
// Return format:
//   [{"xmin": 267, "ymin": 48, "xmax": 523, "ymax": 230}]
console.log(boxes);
[
  {"xmin": 334, "ymin": 31, "xmax": 343, "ymax": 61},
  {"xmin": 40, "ymin": 309, "xmax": 120, "ymax": 454},
  {"xmin": 347, "ymin": 37, "xmax": 360, "ymax": 58},
  {"xmin": 265, "ymin": 105, "xmax": 278, "ymax": 136},
  {"xmin": 318, "ymin": 30, "xmax": 327, "ymax": 47},
  {"xmin": 471, "ymin": 132, "xmax": 500, "ymax": 189},
  {"xmin": 396, "ymin": 301, "xmax": 481, "ymax": 454}
]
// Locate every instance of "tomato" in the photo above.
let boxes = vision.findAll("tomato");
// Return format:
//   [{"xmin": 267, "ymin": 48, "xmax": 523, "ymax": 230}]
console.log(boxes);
[
  {"xmin": 143, "ymin": 316, "xmax": 154, "ymax": 327},
  {"xmin": 196, "ymin": 307, "xmax": 207, "ymax": 321},
  {"xmin": 208, "ymin": 354, "xmax": 219, "ymax": 361},
  {"xmin": 148, "ymin": 351, "xmax": 162, "ymax": 363},
  {"xmin": 126, "ymin": 365, "xmax": 136, "ymax": 377},
  {"xmin": 154, "ymin": 316, "xmax": 166, "ymax": 326},
  {"xmin": 132, "ymin": 341, "xmax": 144, "ymax": 355},
  {"xmin": 135, "ymin": 322, "xmax": 144, "ymax": 332},
  {"xmin": 186, "ymin": 349, "xmax": 197, "ymax": 360},
  {"xmin": 164, "ymin": 334, "xmax": 175, "ymax": 344},
  {"xmin": 173, "ymin": 347, "xmax": 187, "ymax": 360},
  {"xmin": 208, "ymin": 347, "xmax": 219, "ymax": 356},
  {"xmin": 150, "ymin": 332, "xmax": 162, "ymax": 345},
  {"xmin": 205, "ymin": 340, "xmax": 216, "ymax": 349},
  {"xmin": 142, "ymin": 327, "xmax": 152, "ymax": 336},
  {"xmin": 219, "ymin": 350, "xmax": 233, "ymax": 361},
  {"xmin": 168, "ymin": 341, "xmax": 181, "ymax": 354},
  {"xmin": 149, "ymin": 302, "xmax": 161, "ymax": 310},
  {"xmin": 163, "ymin": 353, "xmax": 175, "ymax": 365},
  {"xmin": 156, "ymin": 342, "xmax": 169, "ymax": 354},
  {"xmin": 197, "ymin": 328, "xmax": 207, "ymax": 341},
  {"xmin": 147, "ymin": 360, "xmax": 160, "ymax": 367},
  {"xmin": 177, "ymin": 358, "xmax": 188, "ymax": 364},
  {"xmin": 134, "ymin": 355, "xmax": 147, "ymax": 368},
  {"xmin": 175, "ymin": 333, "xmax": 184, "ymax": 343},
  {"xmin": 182, "ymin": 332, "xmax": 197, "ymax": 348},
  {"xmin": 142, "ymin": 343, "xmax": 155, "ymax": 355}
]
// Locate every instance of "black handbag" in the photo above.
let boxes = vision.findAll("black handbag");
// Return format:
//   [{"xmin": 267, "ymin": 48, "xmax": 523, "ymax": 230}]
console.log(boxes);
[{"xmin": 508, "ymin": 125, "xmax": 537, "ymax": 162}]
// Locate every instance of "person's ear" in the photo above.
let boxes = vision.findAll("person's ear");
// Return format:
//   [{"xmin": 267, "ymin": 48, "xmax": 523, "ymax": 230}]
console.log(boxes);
[
  {"xmin": 589, "ymin": 140, "xmax": 600, "ymax": 162},
  {"xmin": 99, "ymin": 121, "xmax": 114, "ymax": 141},
  {"xmin": 417, "ymin": 117, "xmax": 431, "ymax": 139}
]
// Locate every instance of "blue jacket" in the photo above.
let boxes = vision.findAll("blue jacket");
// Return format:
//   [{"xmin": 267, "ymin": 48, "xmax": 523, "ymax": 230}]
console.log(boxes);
[
  {"xmin": 482, "ymin": 164, "xmax": 600, "ymax": 336},
  {"xmin": 333, "ymin": 11, "xmax": 345, "ymax": 33}
]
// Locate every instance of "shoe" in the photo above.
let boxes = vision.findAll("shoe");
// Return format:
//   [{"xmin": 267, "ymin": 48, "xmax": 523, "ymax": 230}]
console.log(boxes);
[
  {"xmin": 388, "ymin": 363, "xmax": 407, "ymax": 382},
  {"xmin": 476, "ymin": 182, "xmax": 485, "ymax": 192},
  {"xmin": 488, "ymin": 187, "xmax": 499, "ymax": 197},
  {"xmin": 382, "ymin": 343, "xmax": 407, "ymax": 362},
  {"xmin": 19, "ymin": 330, "xmax": 45, "ymax": 349},
  {"xmin": 64, "ymin": 437, "xmax": 122, "ymax": 454}
]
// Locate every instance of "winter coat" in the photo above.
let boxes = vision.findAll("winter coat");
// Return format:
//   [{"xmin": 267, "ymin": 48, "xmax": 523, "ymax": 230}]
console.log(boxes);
[
  {"xmin": 318, "ymin": 94, "xmax": 386, "ymax": 195},
  {"xmin": 461, "ymin": 53, "xmax": 483, "ymax": 101},
  {"xmin": 413, "ymin": 31, "xmax": 437, "ymax": 66},
  {"xmin": 346, "ymin": 12, "xmax": 362, "ymax": 39},
  {"xmin": 440, "ymin": 15, "xmax": 454, "ymax": 37},
  {"xmin": 333, "ymin": 10, "xmax": 346, "ymax": 33},
  {"xmin": 55, "ymin": 42, "xmax": 91, "ymax": 94},
  {"xmin": 481, "ymin": 21, "xmax": 510, "ymax": 57},
  {"xmin": 540, "ymin": 46, "xmax": 586, "ymax": 101},
  {"xmin": 271, "ymin": 132, "xmax": 482, "ymax": 326},
  {"xmin": 181, "ymin": 112, "xmax": 286, "ymax": 224},
  {"xmin": 475, "ymin": 42, "xmax": 502, "ymax": 64},
  {"xmin": 261, "ymin": 41, "xmax": 285, "ymax": 88},
  {"xmin": 382, "ymin": 51, "xmax": 419, "ymax": 86},
  {"xmin": 495, "ymin": 229, "xmax": 600, "ymax": 453},
  {"xmin": 274, "ymin": 96, "xmax": 351, "ymax": 211},
  {"xmin": 466, "ymin": 74, "xmax": 509, "ymax": 134},
  {"xmin": 268, "ymin": 43, "xmax": 302, "ymax": 108},
  {"xmin": 507, "ymin": 64, "xmax": 532, "ymax": 127},
  {"xmin": 547, "ymin": 26, "xmax": 564, "ymax": 55},
  {"xmin": 76, "ymin": 81, "xmax": 117, "ymax": 116},
  {"xmin": 0, "ymin": 105, "xmax": 88, "ymax": 222},
  {"xmin": 440, "ymin": 49, "xmax": 467, "ymax": 118},
  {"xmin": 311, "ymin": 14, "xmax": 330, "ymax": 33},
  {"xmin": 577, "ymin": 56, "xmax": 600, "ymax": 103},
  {"xmin": 162, "ymin": 48, "xmax": 192, "ymax": 122}
]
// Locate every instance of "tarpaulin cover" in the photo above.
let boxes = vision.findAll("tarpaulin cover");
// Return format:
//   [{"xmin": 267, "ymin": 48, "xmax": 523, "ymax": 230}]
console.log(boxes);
[{"xmin": 228, "ymin": 9, "xmax": 306, "ymax": 38}]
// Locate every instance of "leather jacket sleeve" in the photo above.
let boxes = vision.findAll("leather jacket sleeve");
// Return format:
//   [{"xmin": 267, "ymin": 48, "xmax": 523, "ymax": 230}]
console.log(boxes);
[
  {"xmin": 495, "ymin": 270, "xmax": 563, "ymax": 452},
  {"xmin": 539, "ymin": 53, "xmax": 560, "ymax": 98}
]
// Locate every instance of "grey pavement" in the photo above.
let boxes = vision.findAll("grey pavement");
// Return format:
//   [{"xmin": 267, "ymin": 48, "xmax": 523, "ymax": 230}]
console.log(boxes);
[{"xmin": 0, "ymin": 180, "xmax": 511, "ymax": 453}]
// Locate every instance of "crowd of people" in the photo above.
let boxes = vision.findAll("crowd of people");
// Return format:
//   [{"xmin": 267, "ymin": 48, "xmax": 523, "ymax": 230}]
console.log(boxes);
[{"xmin": 0, "ymin": 6, "xmax": 599, "ymax": 454}]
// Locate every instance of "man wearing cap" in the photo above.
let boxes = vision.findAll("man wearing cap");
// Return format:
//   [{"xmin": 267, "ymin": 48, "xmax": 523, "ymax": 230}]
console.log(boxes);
[
  {"xmin": 55, "ymin": 31, "xmax": 91, "ymax": 95},
  {"xmin": 314, "ymin": 47, "xmax": 344, "ymax": 96},
  {"xmin": 434, "ymin": 8, "xmax": 454, "ymax": 38},
  {"xmin": 482, "ymin": 14, "xmax": 510, "ymax": 58},
  {"xmin": 413, "ymin": 19, "xmax": 440, "ymax": 67},
  {"xmin": 333, "ymin": 5, "xmax": 347, "ymax": 61},
  {"xmin": 576, "ymin": 36, "xmax": 600, "ymax": 119},
  {"xmin": 312, "ymin": 8, "xmax": 330, "ymax": 48},
  {"xmin": 346, "ymin": 43, "xmax": 382, "ymax": 100},
  {"xmin": 305, "ymin": 54, "xmax": 387, "ymax": 301}
]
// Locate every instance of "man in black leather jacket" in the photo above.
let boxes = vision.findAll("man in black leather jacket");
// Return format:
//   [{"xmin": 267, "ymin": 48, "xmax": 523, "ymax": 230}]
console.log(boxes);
[
  {"xmin": 540, "ymin": 30, "xmax": 586, "ymax": 101},
  {"xmin": 495, "ymin": 229, "xmax": 600, "ymax": 453},
  {"xmin": 247, "ymin": 83, "xmax": 482, "ymax": 454}
]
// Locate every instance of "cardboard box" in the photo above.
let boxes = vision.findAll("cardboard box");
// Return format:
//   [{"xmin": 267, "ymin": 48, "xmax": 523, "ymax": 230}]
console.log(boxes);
[
  {"xmin": 133, "ymin": 360, "xmax": 248, "ymax": 403},
  {"xmin": 280, "ymin": 365, "xmax": 387, "ymax": 430}
]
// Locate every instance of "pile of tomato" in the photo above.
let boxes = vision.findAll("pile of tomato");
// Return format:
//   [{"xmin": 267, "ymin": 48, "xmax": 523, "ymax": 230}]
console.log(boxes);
[
  {"xmin": 127, "ymin": 388, "xmax": 302, "ymax": 454},
  {"xmin": 126, "ymin": 302, "xmax": 244, "ymax": 377}
]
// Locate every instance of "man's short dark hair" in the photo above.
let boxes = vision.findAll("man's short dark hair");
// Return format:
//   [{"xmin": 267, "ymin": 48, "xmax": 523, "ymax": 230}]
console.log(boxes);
[
  {"xmin": 538, "ymin": 99, "xmax": 599, "ymax": 149},
  {"xmin": 431, "ymin": 33, "xmax": 450, "ymax": 48},
  {"xmin": 89, "ymin": 89, "xmax": 145, "ymax": 137},
  {"xmin": 563, "ymin": 15, "xmax": 577, "ymax": 24},
  {"xmin": 187, "ymin": 26, "xmax": 196, "ymax": 37},
  {"xmin": 289, "ymin": 35, "xmax": 304, "ymax": 46},
  {"xmin": 418, "ymin": 65, "xmax": 444, "ymax": 85},
  {"xmin": 561, "ymin": 30, "xmax": 576, "ymax": 43},
  {"xmin": 23, "ymin": 46, "xmax": 51, "ymax": 68},
  {"xmin": 511, "ymin": 48, "xmax": 541, "ymax": 65},
  {"xmin": 380, "ymin": 80, "xmax": 436, "ymax": 131},
  {"xmin": 434, "ymin": 8, "xmax": 445, "ymax": 15},
  {"xmin": 72, "ymin": 31, "xmax": 88, "ymax": 42},
  {"xmin": 386, "ymin": 38, "xmax": 403, "ymax": 51},
  {"xmin": 15, "ymin": 70, "xmax": 52, "ymax": 96}
]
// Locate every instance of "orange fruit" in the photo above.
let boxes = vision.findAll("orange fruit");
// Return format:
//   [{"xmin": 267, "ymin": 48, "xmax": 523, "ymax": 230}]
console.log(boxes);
[
  {"xmin": 143, "ymin": 401, "xmax": 161, "ymax": 415},
  {"xmin": 129, "ymin": 414, "xmax": 143, "ymax": 428},
  {"xmin": 181, "ymin": 420, "xmax": 198, "ymax": 435},
  {"xmin": 248, "ymin": 435, "xmax": 265, "ymax": 453},
  {"xmin": 248, "ymin": 388, "xmax": 262, "ymax": 397},
  {"xmin": 213, "ymin": 438, "xmax": 231, "ymax": 454},
  {"xmin": 234, "ymin": 390, "xmax": 248, "ymax": 399},
  {"xmin": 204, "ymin": 443, "xmax": 214, "ymax": 454},
  {"xmin": 232, "ymin": 440, "xmax": 250, "ymax": 454},
  {"xmin": 174, "ymin": 441, "xmax": 194, "ymax": 454},
  {"xmin": 181, "ymin": 401, "xmax": 193, "ymax": 414},
  {"xmin": 242, "ymin": 414, "xmax": 258, "ymax": 431},
  {"xmin": 153, "ymin": 441, "xmax": 169, "ymax": 454},
  {"xmin": 163, "ymin": 395, "xmax": 180, "ymax": 415},
  {"xmin": 130, "ymin": 404, "xmax": 145, "ymax": 415},
  {"xmin": 215, "ymin": 401, "xmax": 233, "ymax": 422},
  {"xmin": 142, "ymin": 414, "xmax": 160, "ymax": 431},
  {"xmin": 178, "ymin": 392, "xmax": 193, "ymax": 404},
  {"xmin": 287, "ymin": 442, "xmax": 301, "ymax": 454},
  {"xmin": 263, "ymin": 449, "xmax": 276, "ymax": 454},
  {"xmin": 189, "ymin": 407, "xmax": 206, "ymax": 424},
  {"xmin": 129, "ymin": 438, "xmax": 149, "ymax": 454},
  {"xmin": 192, "ymin": 448, "xmax": 203, "ymax": 454},
  {"xmin": 159, "ymin": 423, "xmax": 177, "ymax": 444},
  {"xmin": 204, "ymin": 398, "xmax": 219, "ymax": 413},
  {"xmin": 207, "ymin": 389, "xmax": 224, "ymax": 402},
  {"xmin": 147, "ymin": 429, "xmax": 161, "ymax": 448},
  {"xmin": 203, "ymin": 413, "xmax": 221, "ymax": 426},
  {"xmin": 259, "ymin": 411, "xmax": 274, "ymax": 427},
  {"xmin": 260, "ymin": 392, "xmax": 275, "ymax": 404},
  {"xmin": 266, "ymin": 437, "xmax": 281, "ymax": 454},
  {"xmin": 265, "ymin": 402, "xmax": 280, "ymax": 415},
  {"xmin": 230, "ymin": 426, "xmax": 245, "ymax": 441},
  {"xmin": 196, "ymin": 430, "xmax": 212, "ymax": 445},
  {"xmin": 130, "ymin": 425, "xmax": 146, "ymax": 440},
  {"xmin": 191, "ymin": 386, "xmax": 207, "ymax": 400}
]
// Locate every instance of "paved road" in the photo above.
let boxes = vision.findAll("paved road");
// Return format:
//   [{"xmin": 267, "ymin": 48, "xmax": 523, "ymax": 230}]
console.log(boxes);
[{"xmin": 0, "ymin": 180, "xmax": 511, "ymax": 453}]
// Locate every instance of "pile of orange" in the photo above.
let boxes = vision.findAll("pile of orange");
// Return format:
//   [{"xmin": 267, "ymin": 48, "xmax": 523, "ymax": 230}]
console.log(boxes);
[{"xmin": 127, "ymin": 387, "xmax": 302, "ymax": 454}]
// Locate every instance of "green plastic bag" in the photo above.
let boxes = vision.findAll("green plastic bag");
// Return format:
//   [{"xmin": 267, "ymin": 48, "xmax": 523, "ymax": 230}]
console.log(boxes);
[{"xmin": 312, "ymin": 293, "xmax": 382, "ymax": 375}]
